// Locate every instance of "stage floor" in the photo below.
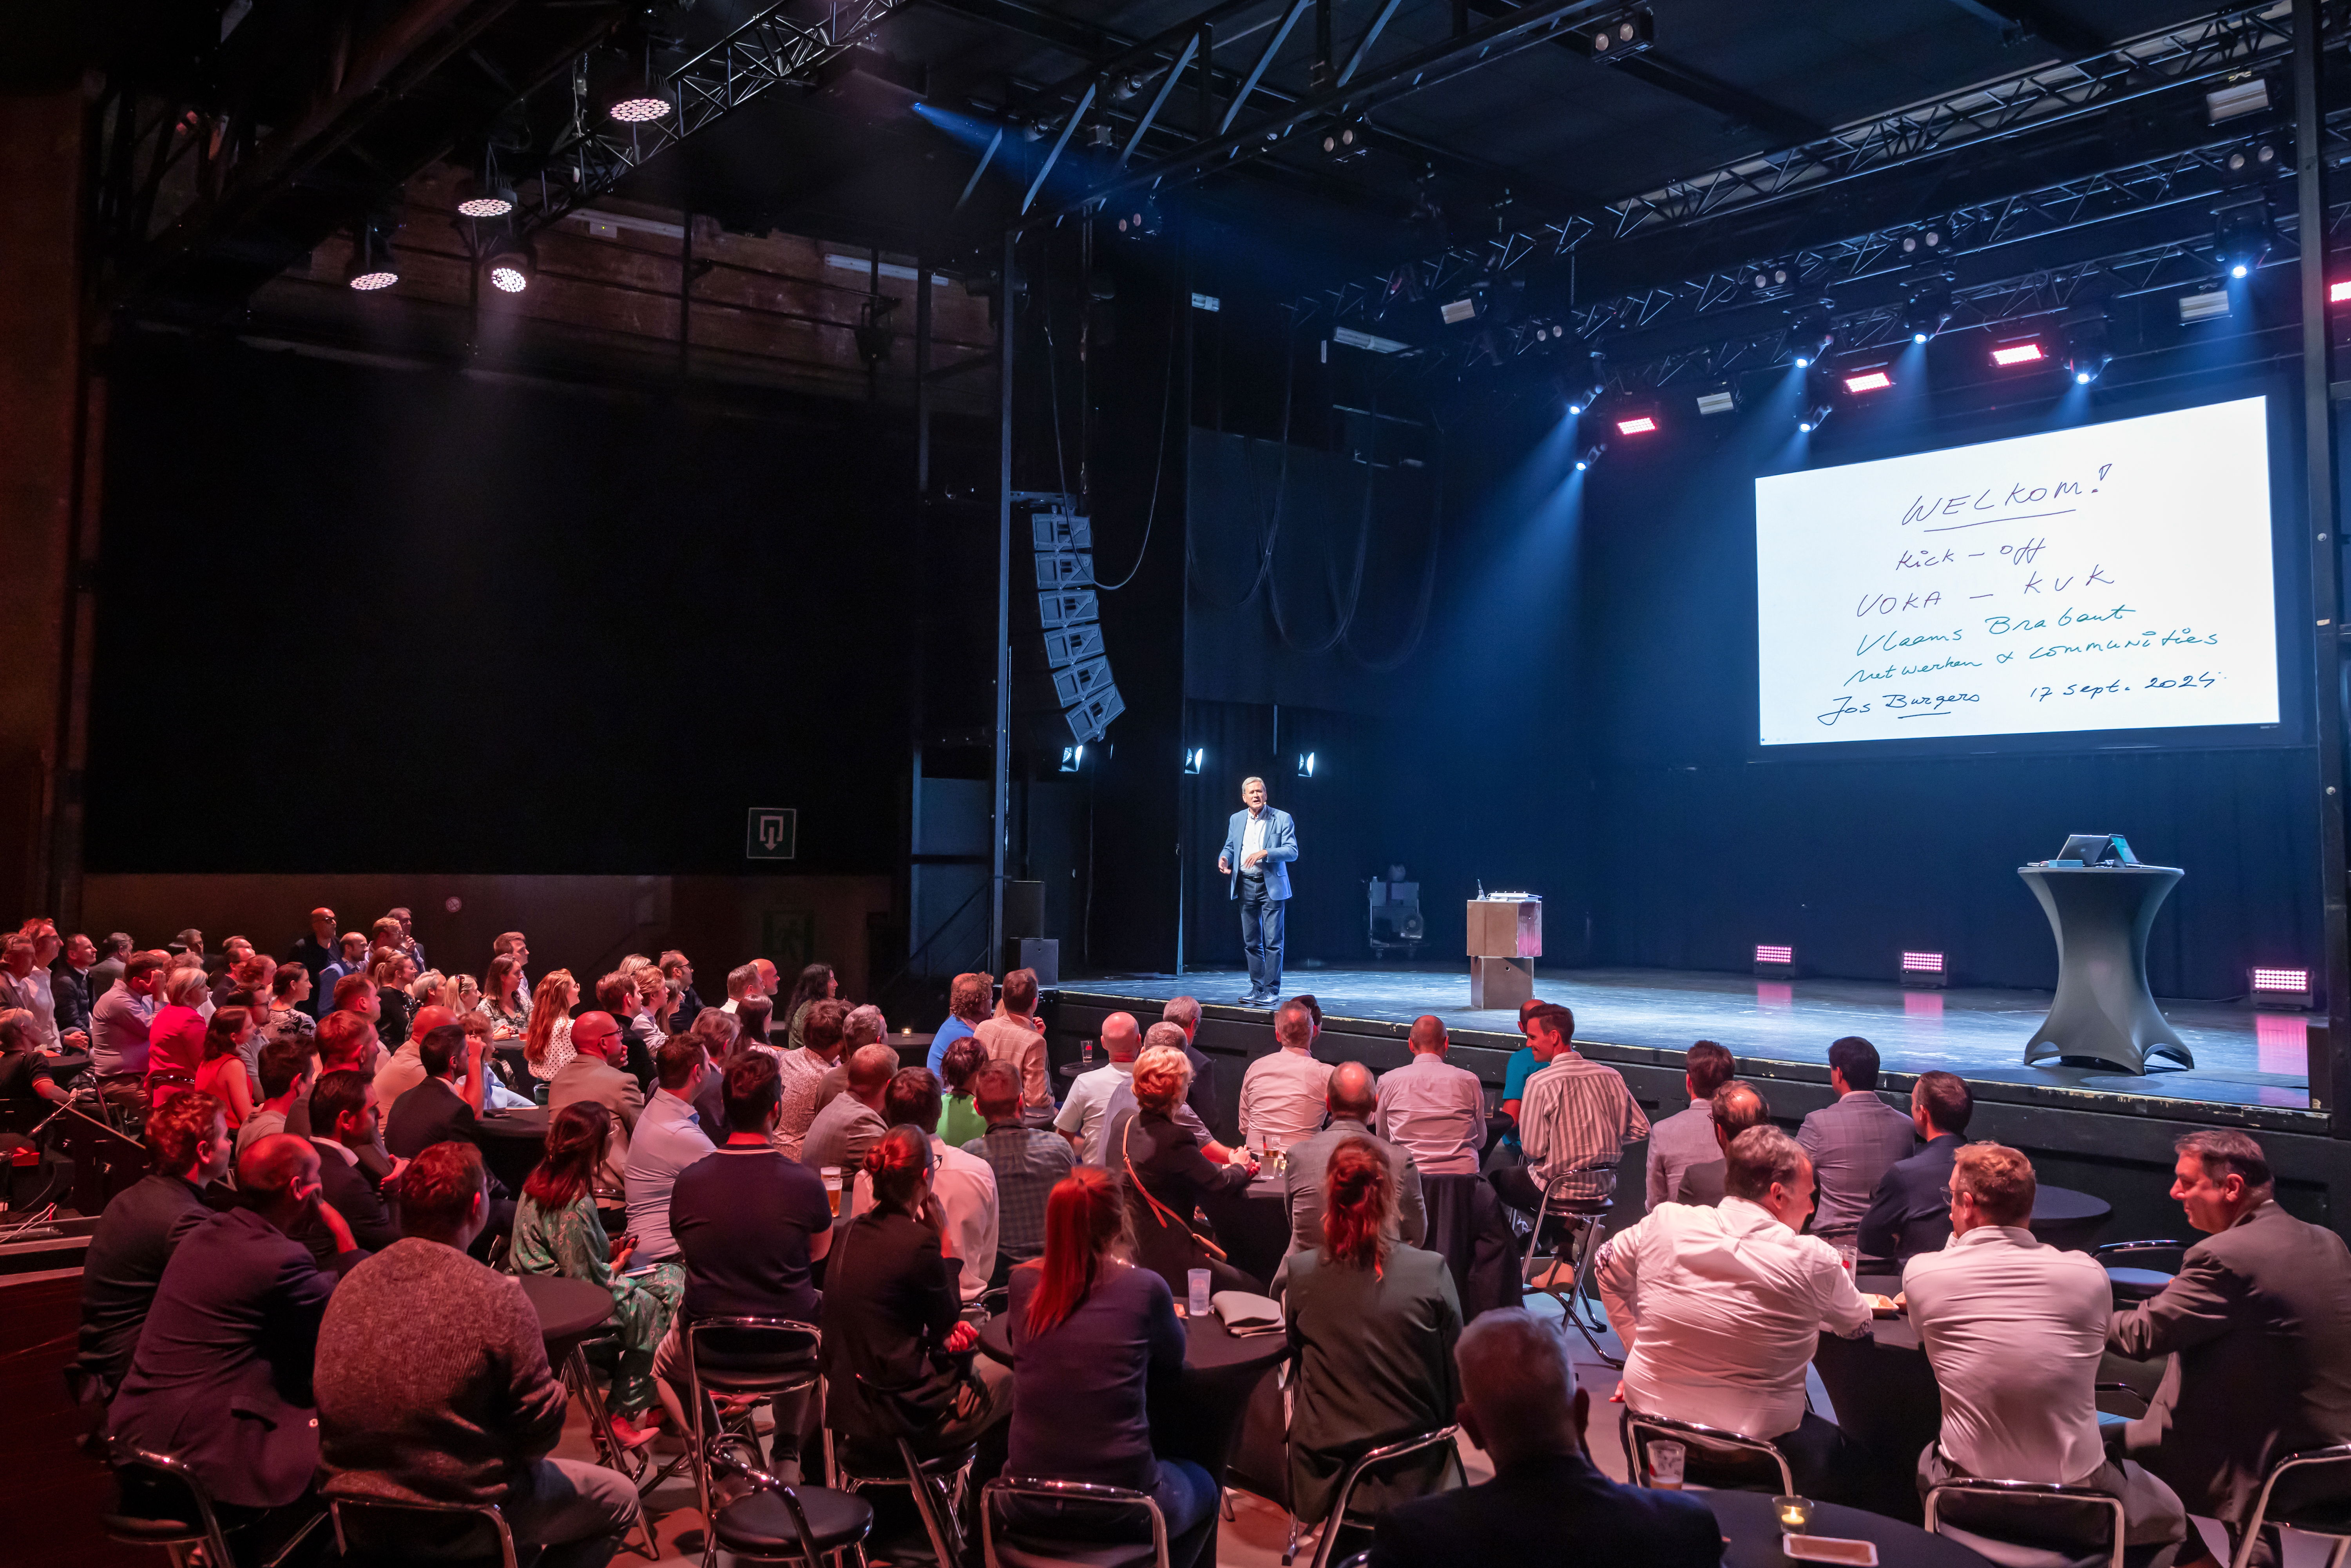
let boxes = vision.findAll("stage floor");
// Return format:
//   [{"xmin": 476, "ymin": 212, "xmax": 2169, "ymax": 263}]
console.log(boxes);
[{"xmin": 1062, "ymin": 963, "xmax": 2313, "ymax": 1115}]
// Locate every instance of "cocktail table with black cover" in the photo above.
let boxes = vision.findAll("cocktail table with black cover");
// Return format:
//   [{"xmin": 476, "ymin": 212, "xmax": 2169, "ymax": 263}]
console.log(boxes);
[
  {"xmin": 474, "ymin": 1106, "xmax": 551, "ymax": 1194},
  {"xmin": 1703, "ymin": 1489, "xmax": 1995, "ymax": 1568},
  {"xmin": 516, "ymin": 1272, "xmax": 616, "ymax": 1358},
  {"xmin": 2016, "ymin": 864, "xmax": 2192, "ymax": 1074}
]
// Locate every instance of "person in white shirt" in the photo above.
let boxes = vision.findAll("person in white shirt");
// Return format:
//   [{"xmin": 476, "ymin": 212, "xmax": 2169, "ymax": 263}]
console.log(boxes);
[
  {"xmin": 1903, "ymin": 1142, "xmax": 2186, "ymax": 1562},
  {"xmin": 1597, "ymin": 1125, "xmax": 1891, "ymax": 1501},
  {"xmin": 849, "ymin": 1067, "xmax": 1000, "ymax": 1302},
  {"xmin": 718, "ymin": 962, "xmax": 759, "ymax": 1016},
  {"xmin": 1237, "ymin": 999, "xmax": 1331, "ymax": 1157},
  {"xmin": 1055, "ymin": 1010, "xmax": 1141, "ymax": 1154},
  {"xmin": 1373, "ymin": 1016, "xmax": 1487, "ymax": 1176}
]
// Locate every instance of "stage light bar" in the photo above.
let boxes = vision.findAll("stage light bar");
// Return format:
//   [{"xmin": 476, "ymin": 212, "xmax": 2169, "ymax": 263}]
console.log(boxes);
[
  {"xmin": 2332, "ymin": 280, "xmax": 2351, "ymax": 304},
  {"xmin": 1842, "ymin": 369, "xmax": 1891, "ymax": 394},
  {"xmin": 1900, "ymin": 950, "xmax": 1949, "ymax": 990},
  {"xmin": 1333, "ymin": 326, "xmax": 1411, "ymax": 354},
  {"xmin": 1753, "ymin": 943, "xmax": 1794, "ymax": 978},
  {"xmin": 1615, "ymin": 415, "xmax": 1658, "ymax": 435},
  {"xmin": 1990, "ymin": 341, "xmax": 2044, "ymax": 367},
  {"xmin": 2206, "ymin": 77, "xmax": 2269, "ymax": 124},
  {"xmin": 1695, "ymin": 384, "xmax": 1739, "ymax": 416},
  {"xmin": 1439, "ymin": 297, "xmax": 1480, "ymax": 325},
  {"xmin": 2179, "ymin": 289, "xmax": 2232, "ymax": 323},
  {"xmin": 2250, "ymin": 965, "xmax": 2313, "ymax": 1009}
]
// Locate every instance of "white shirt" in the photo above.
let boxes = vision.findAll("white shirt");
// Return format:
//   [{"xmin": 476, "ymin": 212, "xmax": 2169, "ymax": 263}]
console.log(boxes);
[
  {"xmin": 1238, "ymin": 1046, "xmax": 1333, "ymax": 1156},
  {"xmin": 1373, "ymin": 1053, "xmax": 1486, "ymax": 1175},
  {"xmin": 1054, "ymin": 1060, "xmax": 1132, "ymax": 1149},
  {"xmin": 850, "ymin": 1135, "xmax": 1000, "ymax": 1303},
  {"xmin": 9, "ymin": 968, "xmax": 59, "ymax": 1049},
  {"xmin": 1242, "ymin": 809, "xmax": 1270, "ymax": 862},
  {"xmin": 1598, "ymin": 1197, "xmax": 1874, "ymax": 1440},
  {"xmin": 1902, "ymin": 1224, "xmax": 2112, "ymax": 1485}
]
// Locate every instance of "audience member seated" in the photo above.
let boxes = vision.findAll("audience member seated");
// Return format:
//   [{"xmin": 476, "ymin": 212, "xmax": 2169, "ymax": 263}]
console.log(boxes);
[
  {"xmin": 1239, "ymin": 999, "xmax": 1333, "ymax": 1158},
  {"xmin": 976, "ymin": 966, "xmax": 1052, "ymax": 1113},
  {"xmin": 69, "ymin": 1092, "xmax": 232, "ymax": 1407},
  {"xmin": 548, "ymin": 1010, "xmax": 642, "ymax": 1196},
  {"xmin": 371, "ymin": 1002, "xmax": 461, "ymax": 1108},
  {"xmin": 1710, "ymin": 1080, "xmax": 1771, "ymax": 1162},
  {"xmin": 510, "ymin": 1102, "xmax": 685, "ymax": 1450},
  {"xmin": 263, "ymin": 963, "xmax": 315, "ymax": 1050},
  {"xmin": 522, "ymin": 968, "xmax": 580, "ymax": 1085},
  {"xmin": 1285, "ymin": 1061, "xmax": 1427, "ymax": 1261},
  {"xmin": 1366, "ymin": 1308, "xmax": 1722, "ymax": 1568},
  {"xmin": 315, "ymin": 1141, "xmax": 640, "ymax": 1568},
  {"xmin": 1490, "ymin": 998, "xmax": 1563, "ymax": 1163},
  {"xmin": 661, "ymin": 950, "xmax": 704, "ymax": 1033},
  {"xmin": 1160, "ymin": 995, "xmax": 1221, "ymax": 1135},
  {"xmin": 1797, "ymin": 1036, "xmax": 1916, "ymax": 1245},
  {"xmin": 656, "ymin": 1051, "xmax": 834, "ymax": 1481},
  {"xmin": 105, "ymin": 1133, "xmax": 362, "ymax": 1534},
  {"xmin": 0, "ymin": 929, "xmax": 65, "ymax": 1050},
  {"xmin": 938, "ymin": 1036, "xmax": 989, "ymax": 1147},
  {"xmin": 821, "ymin": 1125, "xmax": 1011, "ymax": 1457},
  {"xmin": 143, "ymin": 970, "xmax": 210, "ymax": 1108},
  {"xmin": 1005, "ymin": 1167, "xmax": 1217, "ymax": 1568},
  {"xmin": 1646, "ymin": 1041, "xmax": 1737, "ymax": 1208},
  {"xmin": 773, "ymin": 997, "xmax": 846, "ymax": 1159},
  {"xmin": 781, "ymin": 961, "xmax": 835, "ymax": 1052},
  {"xmin": 237, "ymin": 1036, "xmax": 313, "ymax": 1160},
  {"xmin": 2109, "ymin": 1129, "xmax": 2351, "ymax": 1568},
  {"xmin": 54, "ymin": 929, "xmax": 100, "ymax": 1040},
  {"xmin": 188, "ymin": 1005, "xmax": 257, "ymax": 1128},
  {"xmin": 593, "ymin": 970, "xmax": 654, "ymax": 1094},
  {"xmin": 1859, "ymin": 1070, "xmax": 1974, "ymax": 1263},
  {"xmin": 1278, "ymin": 1137, "xmax": 1463, "ymax": 1540},
  {"xmin": 371, "ymin": 950, "xmax": 416, "ymax": 1049},
  {"xmin": 90, "ymin": 949, "xmax": 166, "ymax": 1102},
  {"xmin": 829, "ymin": 1005, "xmax": 889, "ymax": 1110},
  {"xmin": 1904, "ymin": 1141, "xmax": 2186, "ymax": 1566},
  {"xmin": 738, "ymin": 995, "xmax": 778, "ymax": 1052},
  {"xmin": 624, "ymin": 1036, "xmax": 716, "ymax": 1266},
  {"xmin": 1372, "ymin": 1017, "xmax": 1485, "ymax": 1179},
  {"xmin": 316, "ymin": 931, "xmax": 369, "ymax": 1013},
  {"xmin": 848, "ymin": 1067, "xmax": 1000, "ymax": 1305},
  {"xmin": 383, "ymin": 1024, "xmax": 487, "ymax": 1158},
  {"xmin": 0, "ymin": 1008, "xmax": 71, "ymax": 1105},
  {"xmin": 286, "ymin": 1009, "xmax": 390, "ymax": 1175},
  {"xmin": 965, "ymin": 1062, "xmax": 1074, "ymax": 1269},
  {"xmin": 299, "ymin": 1070, "xmax": 404, "ymax": 1264},
  {"xmin": 927, "ymin": 971, "xmax": 991, "ymax": 1075},
  {"xmin": 1597, "ymin": 1125, "xmax": 1891, "ymax": 1501},
  {"xmin": 1087, "ymin": 1022, "xmax": 1226, "ymax": 1166},
  {"xmin": 1057, "ymin": 1010, "xmax": 1143, "ymax": 1153},
  {"xmin": 803, "ymin": 1042, "xmax": 895, "ymax": 1178},
  {"xmin": 286, "ymin": 910, "xmax": 335, "ymax": 1012},
  {"xmin": 683, "ymin": 1009, "xmax": 740, "ymax": 1137},
  {"xmin": 479, "ymin": 953, "xmax": 531, "ymax": 1040},
  {"xmin": 1108, "ymin": 1045, "xmax": 1260, "ymax": 1295},
  {"xmin": 1496, "ymin": 1001, "xmax": 1648, "ymax": 1213}
]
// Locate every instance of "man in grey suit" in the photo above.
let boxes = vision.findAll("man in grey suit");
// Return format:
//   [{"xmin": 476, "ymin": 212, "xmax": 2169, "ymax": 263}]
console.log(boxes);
[
  {"xmin": 1646, "ymin": 1041, "xmax": 1737, "ymax": 1209},
  {"xmin": 1283, "ymin": 1061, "xmax": 1426, "ymax": 1260},
  {"xmin": 1795, "ymin": 1036, "xmax": 1915, "ymax": 1244},
  {"xmin": 2110, "ymin": 1129, "xmax": 2351, "ymax": 1568},
  {"xmin": 547, "ymin": 1012, "xmax": 643, "ymax": 1196},
  {"xmin": 1216, "ymin": 776, "xmax": 1299, "ymax": 1006}
]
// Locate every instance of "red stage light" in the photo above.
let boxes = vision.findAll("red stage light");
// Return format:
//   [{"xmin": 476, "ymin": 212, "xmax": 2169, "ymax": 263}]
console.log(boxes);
[
  {"xmin": 2251, "ymin": 966, "xmax": 2310, "ymax": 992},
  {"xmin": 1754, "ymin": 944, "xmax": 1793, "ymax": 965},
  {"xmin": 1843, "ymin": 370, "xmax": 1892, "ymax": 394},
  {"xmin": 1900, "ymin": 951, "xmax": 1944, "ymax": 973},
  {"xmin": 2331, "ymin": 281, "xmax": 2351, "ymax": 304},
  {"xmin": 1615, "ymin": 415, "xmax": 1658, "ymax": 435},
  {"xmin": 1991, "ymin": 341, "xmax": 2045, "ymax": 367}
]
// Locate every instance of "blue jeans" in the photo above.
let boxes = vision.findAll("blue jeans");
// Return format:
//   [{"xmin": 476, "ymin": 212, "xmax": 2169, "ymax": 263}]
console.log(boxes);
[{"xmin": 1239, "ymin": 880, "xmax": 1285, "ymax": 996}]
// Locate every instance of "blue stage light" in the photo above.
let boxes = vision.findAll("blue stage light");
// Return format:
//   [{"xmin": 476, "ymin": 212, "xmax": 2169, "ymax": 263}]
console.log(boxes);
[
  {"xmin": 1912, "ymin": 332, "xmax": 1928, "ymax": 344},
  {"xmin": 2231, "ymin": 262, "xmax": 2249, "ymax": 279},
  {"xmin": 1793, "ymin": 357, "xmax": 1811, "ymax": 369}
]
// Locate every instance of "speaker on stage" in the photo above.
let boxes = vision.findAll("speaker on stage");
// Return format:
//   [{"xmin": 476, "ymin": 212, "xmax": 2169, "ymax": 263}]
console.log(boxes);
[
  {"xmin": 1004, "ymin": 937, "xmax": 1058, "ymax": 989},
  {"xmin": 1004, "ymin": 880, "xmax": 1044, "ymax": 941}
]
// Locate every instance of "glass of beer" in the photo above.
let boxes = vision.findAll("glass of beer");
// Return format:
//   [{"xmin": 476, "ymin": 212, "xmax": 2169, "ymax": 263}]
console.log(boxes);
[{"xmin": 822, "ymin": 1166, "xmax": 843, "ymax": 1217}]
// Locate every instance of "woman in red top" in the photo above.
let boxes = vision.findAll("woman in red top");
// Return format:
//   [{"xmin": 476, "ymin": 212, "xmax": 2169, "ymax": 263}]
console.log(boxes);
[
  {"xmin": 144, "ymin": 968, "xmax": 211, "ymax": 1107},
  {"xmin": 191, "ymin": 1006, "xmax": 256, "ymax": 1127}
]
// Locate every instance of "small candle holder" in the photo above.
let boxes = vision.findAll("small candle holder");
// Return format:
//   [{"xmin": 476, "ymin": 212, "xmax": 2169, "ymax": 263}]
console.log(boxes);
[{"xmin": 1774, "ymin": 1496, "xmax": 1816, "ymax": 1532}]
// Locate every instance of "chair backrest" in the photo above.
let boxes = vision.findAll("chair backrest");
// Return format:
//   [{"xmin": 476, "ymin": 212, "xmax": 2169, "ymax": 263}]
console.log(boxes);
[
  {"xmin": 104, "ymin": 1447, "xmax": 232, "ymax": 1559},
  {"xmin": 687, "ymin": 1316, "xmax": 823, "ymax": 1396},
  {"xmin": 1540, "ymin": 1166, "xmax": 1616, "ymax": 1214},
  {"xmin": 329, "ymin": 1496, "xmax": 519, "ymax": 1568},
  {"xmin": 2231, "ymin": 1444, "xmax": 2351, "ymax": 1568},
  {"xmin": 1620, "ymin": 1409, "xmax": 1796, "ymax": 1496},
  {"xmin": 1925, "ymin": 1477, "xmax": 2126, "ymax": 1568},
  {"xmin": 982, "ymin": 1476, "xmax": 1169, "ymax": 1568},
  {"xmin": 1312, "ymin": 1428, "xmax": 1461, "ymax": 1568}
]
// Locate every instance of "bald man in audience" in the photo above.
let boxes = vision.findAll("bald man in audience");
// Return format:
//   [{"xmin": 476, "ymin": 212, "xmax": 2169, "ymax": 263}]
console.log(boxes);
[
  {"xmin": 802, "ymin": 1043, "xmax": 897, "ymax": 1176},
  {"xmin": 1057, "ymin": 1010, "xmax": 1143, "ymax": 1154},
  {"xmin": 1375, "ymin": 1016, "xmax": 1487, "ymax": 1176},
  {"xmin": 1368, "ymin": 1307, "xmax": 1721, "ymax": 1567},
  {"xmin": 1087, "ymin": 1022, "xmax": 1230, "ymax": 1166},
  {"xmin": 549, "ymin": 1012, "xmax": 642, "ymax": 1195},
  {"xmin": 1284, "ymin": 1060, "xmax": 1425, "ymax": 1259}
]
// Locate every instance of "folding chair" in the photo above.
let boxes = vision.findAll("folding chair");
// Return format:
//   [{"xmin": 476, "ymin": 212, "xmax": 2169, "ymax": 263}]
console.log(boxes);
[
  {"xmin": 1520, "ymin": 1166, "xmax": 1617, "ymax": 1365},
  {"xmin": 1926, "ymin": 1474, "xmax": 2128, "ymax": 1568},
  {"xmin": 103, "ymin": 1446, "xmax": 324, "ymax": 1568},
  {"xmin": 982, "ymin": 1477, "xmax": 1170, "ymax": 1568},
  {"xmin": 330, "ymin": 1496, "xmax": 520, "ymax": 1567},
  {"xmin": 1620, "ymin": 1408, "xmax": 1797, "ymax": 1495},
  {"xmin": 2229, "ymin": 1443, "xmax": 2351, "ymax": 1568},
  {"xmin": 1285, "ymin": 1428, "xmax": 1461, "ymax": 1568}
]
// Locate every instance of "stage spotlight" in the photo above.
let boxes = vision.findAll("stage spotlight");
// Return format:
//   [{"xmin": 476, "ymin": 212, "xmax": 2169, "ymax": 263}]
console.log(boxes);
[
  {"xmin": 2249, "ymin": 965, "xmax": 2313, "ymax": 1009},
  {"xmin": 1182, "ymin": 747, "xmax": 1205, "ymax": 774},
  {"xmin": 2212, "ymin": 196, "xmax": 2273, "ymax": 280},
  {"xmin": 1297, "ymin": 752, "xmax": 1317, "ymax": 778},
  {"xmin": 1798, "ymin": 402, "xmax": 1833, "ymax": 433},
  {"xmin": 1115, "ymin": 198, "xmax": 1163, "ymax": 238},
  {"xmin": 484, "ymin": 240, "xmax": 536, "ymax": 294},
  {"xmin": 1842, "ymin": 367, "xmax": 1891, "ymax": 394},
  {"xmin": 1694, "ymin": 381, "xmax": 1740, "ymax": 416},
  {"xmin": 2332, "ymin": 280, "xmax": 2351, "ymax": 304},
  {"xmin": 1898, "ymin": 228, "xmax": 1944, "ymax": 257},
  {"xmin": 1990, "ymin": 339, "xmax": 2045, "ymax": 367},
  {"xmin": 1567, "ymin": 7, "xmax": 1655, "ymax": 59},
  {"xmin": 1110, "ymin": 72, "xmax": 1146, "ymax": 101},
  {"xmin": 600, "ymin": 46, "xmax": 672, "ymax": 123},
  {"xmin": 1750, "ymin": 264, "xmax": 1791, "ymax": 296},
  {"xmin": 2061, "ymin": 311, "xmax": 2111, "ymax": 385},
  {"xmin": 1564, "ymin": 353, "xmax": 1606, "ymax": 414},
  {"xmin": 1575, "ymin": 441, "xmax": 1605, "ymax": 471},
  {"xmin": 1900, "ymin": 276, "xmax": 1953, "ymax": 343},
  {"xmin": 455, "ymin": 162, "xmax": 516, "ymax": 219},
  {"xmin": 2206, "ymin": 76, "xmax": 2269, "ymax": 124},
  {"xmin": 343, "ymin": 222, "xmax": 399, "ymax": 291},
  {"xmin": 1900, "ymin": 951, "xmax": 1948, "ymax": 990},
  {"xmin": 1788, "ymin": 301, "xmax": 1835, "ymax": 368},
  {"xmin": 2222, "ymin": 143, "xmax": 2280, "ymax": 183},
  {"xmin": 1059, "ymin": 745, "xmax": 1085, "ymax": 773},
  {"xmin": 1319, "ymin": 121, "xmax": 1365, "ymax": 160}
]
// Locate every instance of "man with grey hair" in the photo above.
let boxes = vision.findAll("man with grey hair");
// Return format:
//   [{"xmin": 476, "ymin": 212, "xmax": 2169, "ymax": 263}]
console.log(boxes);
[
  {"xmin": 2109, "ymin": 1129, "xmax": 2351, "ymax": 1568},
  {"xmin": 1598, "ymin": 1124, "xmax": 1890, "ymax": 1501},
  {"xmin": 1216, "ymin": 775, "xmax": 1298, "ymax": 1006},
  {"xmin": 1367, "ymin": 1307, "xmax": 1721, "ymax": 1566},
  {"xmin": 1161, "ymin": 996, "xmax": 1220, "ymax": 1135},
  {"xmin": 1237, "ymin": 999, "xmax": 1330, "ymax": 1158},
  {"xmin": 1282, "ymin": 1060, "xmax": 1425, "ymax": 1258},
  {"xmin": 801, "ymin": 1043, "xmax": 897, "ymax": 1177}
]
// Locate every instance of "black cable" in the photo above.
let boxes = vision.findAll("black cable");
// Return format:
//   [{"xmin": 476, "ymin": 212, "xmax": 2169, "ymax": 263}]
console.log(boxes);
[{"xmin": 1094, "ymin": 275, "xmax": 1182, "ymax": 594}]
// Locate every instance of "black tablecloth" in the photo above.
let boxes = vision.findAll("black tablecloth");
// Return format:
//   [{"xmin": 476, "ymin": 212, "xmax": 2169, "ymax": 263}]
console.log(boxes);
[
  {"xmin": 475, "ymin": 1107, "xmax": 551, "ymax": 1193},
  {"xmin": 1704, "ymin": 1489, "xmax": 1995, "ymax": 1568},
  {"xmin": 516, "ymin": 1273, "xmax": 615, "ymax": 1353},
  {"xmin": 2027, "ymin": 1184, "xmax": 2112, "ymax": 1251}
]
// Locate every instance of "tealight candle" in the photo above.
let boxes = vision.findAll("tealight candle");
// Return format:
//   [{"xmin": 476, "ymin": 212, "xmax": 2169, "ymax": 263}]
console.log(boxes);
[{"xmin": 1774, "ymin": 1496, "xmax": 1815, "ymax": 1532}]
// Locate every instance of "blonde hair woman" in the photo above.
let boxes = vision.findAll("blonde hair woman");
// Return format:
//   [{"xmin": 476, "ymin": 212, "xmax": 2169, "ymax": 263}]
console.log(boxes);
[{"xmin": 523, "ymin": 968, "xmax": 579, "ymax": 1082}]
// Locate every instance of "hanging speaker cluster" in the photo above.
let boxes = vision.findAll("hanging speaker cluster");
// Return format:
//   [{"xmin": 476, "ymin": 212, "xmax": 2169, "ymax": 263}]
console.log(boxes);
[{"xmin": 1034, "ymin": 511, "xmax": 1124, "ymax": 743}]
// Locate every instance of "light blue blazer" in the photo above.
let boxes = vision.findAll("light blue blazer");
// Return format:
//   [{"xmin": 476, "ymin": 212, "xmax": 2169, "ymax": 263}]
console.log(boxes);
[{"xmin": 1220, "ymin": 807, "xmax": 1299, "ymax": 901}]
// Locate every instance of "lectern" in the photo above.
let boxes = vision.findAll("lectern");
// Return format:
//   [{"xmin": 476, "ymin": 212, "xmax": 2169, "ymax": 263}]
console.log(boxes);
[{"xmin": 1467, "ymin": 894, "xmax": 1541, "ymax": 1010}]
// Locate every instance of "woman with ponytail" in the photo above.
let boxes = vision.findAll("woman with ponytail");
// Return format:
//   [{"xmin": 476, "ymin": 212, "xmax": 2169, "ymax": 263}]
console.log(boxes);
[
  {"xmin": 1003, "ymin": 1167, "xmax": 1219, "ymax": 1565},
  {"xmin": 1276, "ymin": 1135, "xmax": 1464, "ymax": 1533},
  {"xmin": 820, "ymin": 1123, "xmax": 1012, "ymax": 1454}
]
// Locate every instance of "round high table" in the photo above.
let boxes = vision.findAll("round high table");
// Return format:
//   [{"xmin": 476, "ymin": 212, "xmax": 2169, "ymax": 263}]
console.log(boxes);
[
  {"xmin": 978, "ymin": 1307, "xmax": 1287, "ymax": 1562},
  {"xmin": 475, "ymin": 1106, "xmax": 552, "ymax": 1194},
  {"xmin": 2016, "ymin": 864, "xmax": 2193, "ymax": 1074},
  {"xmin": 1703, "ymin": 1489, "xmax": 1993, "ymax": 1568},
  {"xmin": 516, "ymin": 1272, "xmax": 615, "ymax": 1357}
]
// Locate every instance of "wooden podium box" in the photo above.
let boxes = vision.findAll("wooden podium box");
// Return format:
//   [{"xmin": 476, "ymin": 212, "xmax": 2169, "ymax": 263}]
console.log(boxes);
[{"xmin": 1467, "ymin": 896, "xmax": 1541, "ymax": 1010}]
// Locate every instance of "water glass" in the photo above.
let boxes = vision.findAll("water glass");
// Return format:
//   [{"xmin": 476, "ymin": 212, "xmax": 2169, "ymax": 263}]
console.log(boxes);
[
  {"xmin": 1187, "ymin": 1268, "xmax": 1213, "ymax": 1318},
  {"xmin": 1647, "ymin": 1440, "xmax": 1687, "ymax": 1489}
]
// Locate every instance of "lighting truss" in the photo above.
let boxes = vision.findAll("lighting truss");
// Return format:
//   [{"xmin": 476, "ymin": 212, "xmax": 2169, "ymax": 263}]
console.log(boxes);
[{"xmin": 514, "ymin": 0, "xmax": 912, "ymax": 238}]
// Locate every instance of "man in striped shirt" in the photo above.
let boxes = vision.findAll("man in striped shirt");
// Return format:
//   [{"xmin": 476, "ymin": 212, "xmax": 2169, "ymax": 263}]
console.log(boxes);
[{"xmin": 1499, "ymin": 1002, "xmax": 1648, "ymax": 1212}]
